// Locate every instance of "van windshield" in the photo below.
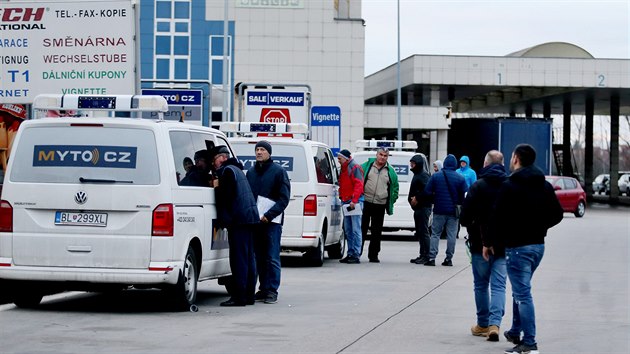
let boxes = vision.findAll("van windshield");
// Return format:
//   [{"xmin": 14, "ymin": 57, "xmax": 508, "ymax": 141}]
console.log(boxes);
[
  {"xmin": 10, "ymin": 126, "xmax": 159, "ymax": 185},
  {"xmin": 230, "ymin": 141, "xmax": 308, "ymax": 182}
]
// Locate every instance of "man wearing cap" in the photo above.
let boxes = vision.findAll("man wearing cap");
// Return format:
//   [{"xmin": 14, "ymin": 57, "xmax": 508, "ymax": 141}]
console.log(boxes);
[
  {"xmin": 246, "ymin": 141, "xmax": 291, "ymax": 304},
  {"xmin": 359, "ymin": 147, "xmax": 399, "ymax": 263},
  {"xmin": 209, "ymin": 145, "xmax": 259, "ymax": 307},
  {"xmin": 337, "ymin": 149, "xmax": 364, "ymax": 264}
]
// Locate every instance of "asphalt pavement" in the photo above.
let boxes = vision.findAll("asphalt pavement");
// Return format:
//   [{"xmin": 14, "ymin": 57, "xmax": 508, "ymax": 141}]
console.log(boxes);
[{"xmin": 0, "ymin": 204, "xmax": 628, "ymax": 353}]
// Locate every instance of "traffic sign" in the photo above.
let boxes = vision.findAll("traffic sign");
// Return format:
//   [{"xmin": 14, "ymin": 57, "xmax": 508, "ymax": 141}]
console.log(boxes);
[{"xmin": 311, "ymin": 106, "xmax": 341, "ymax": 154}]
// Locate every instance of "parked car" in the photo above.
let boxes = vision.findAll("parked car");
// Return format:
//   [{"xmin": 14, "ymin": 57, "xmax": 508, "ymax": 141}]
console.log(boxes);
[
  {"xmin": 592, "ymin": 174, "xmax": 609, "ymax": 195},
  {"xmin": 618, "ymin": 173, "xmax": 630, "ymax": 196},
  {"xmin": 546, "ymin": 176, "xmax": 586, "ymax": 217}
]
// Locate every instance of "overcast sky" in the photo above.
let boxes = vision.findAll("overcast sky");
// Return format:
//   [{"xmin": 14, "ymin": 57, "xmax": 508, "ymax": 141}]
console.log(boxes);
[{"xmin": 362, "ymin": 0, "xmax": 629, "ymax": 75}]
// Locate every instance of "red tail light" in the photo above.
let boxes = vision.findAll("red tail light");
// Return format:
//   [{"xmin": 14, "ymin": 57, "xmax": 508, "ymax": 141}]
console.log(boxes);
[
  {"xmin": 152, "ymin": 203, "xmax": 173, "ymax": 236},
  {"xmin": 0, "ymin": 200, "xmax": 13, "ymax": 232},
  {"xmin": 303, "ymin": 194, "xmax": 317, "ymax": 216}
]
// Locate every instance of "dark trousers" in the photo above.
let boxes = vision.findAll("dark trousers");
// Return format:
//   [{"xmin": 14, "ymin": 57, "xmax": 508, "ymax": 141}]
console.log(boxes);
[
  {"xmin": 361, "ymin": 201, "xmax": 387, "ymax": 259},
  {"xmin": 227, "ymin": 224, "xmax": 256, "ymax": 303},
  {"xmin": 253, "ymin": 222, "xmax": 282, "ymax": 295},
  {"xmin": 414, "ymin": 207, "xmax": 432, "ymax": 258}
]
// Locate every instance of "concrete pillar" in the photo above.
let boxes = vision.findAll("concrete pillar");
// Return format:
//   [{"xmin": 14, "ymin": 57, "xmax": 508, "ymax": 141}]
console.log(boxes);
[
  {"xmin": 585, "ymin": 97, "xmax": 594, "ymax": 198},
  {"xmin": 563, "ymin": 99, "xmax": 572, "ymax": 176},
  {"xmin": 543, "ymin": 102, "xmax": 551, "ymax": 118},
  {"xmin": 525, "ymin": 104, "xmax": 533, "ymax": 117},
  {"xmin": 430, "ymin": 87, "xmax": 440, "ymax": 106},
  {"xmin": 610, "ymin": 94, "xmax": 620, "ymax": 200},
  {"xmin": 430, "ymin": 130, "xmax": 448, "ymax": 164}
]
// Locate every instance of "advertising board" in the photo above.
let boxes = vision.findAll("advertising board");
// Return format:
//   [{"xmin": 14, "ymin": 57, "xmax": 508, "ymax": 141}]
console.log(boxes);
[
  {"xmin": 0, "ymin": 0, "xmax": 137, "ymax": 104},
  {"xmin": 243, "ymin": 88, "xmax": 310, "ymax": 126}
]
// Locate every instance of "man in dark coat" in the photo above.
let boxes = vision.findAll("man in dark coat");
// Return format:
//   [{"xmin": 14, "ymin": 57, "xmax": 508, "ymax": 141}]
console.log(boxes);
[
  {"xmin": 408, "ymin": 153, "xmax": 433, "ymax": 265},
  {"xmin": 246, "ymin": 141, "xmax": 291, "ymax": 304},
  {"xmin": 492, "ymin": 144, "xmax": 563, "ymax": 354},
  {"xmin": 460, "ymin": 150, "xmax": 508, "ymax": 341},
  {"xmin": 210, "ymin": 145, "xmax": 260, "ymax": 307}
]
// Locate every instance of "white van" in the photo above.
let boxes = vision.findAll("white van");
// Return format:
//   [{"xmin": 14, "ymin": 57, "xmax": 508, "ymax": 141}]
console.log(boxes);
[
  {"xmin": 0, "ymin": 94, "xmax": 233, "ymax": 310},
  {"xmin": 221, "ymin": 122, "xmax": 344, "ymax": 266},
  {"xmin": 352, "ymin": 140, "xmax": 420, "ymax": 232}
]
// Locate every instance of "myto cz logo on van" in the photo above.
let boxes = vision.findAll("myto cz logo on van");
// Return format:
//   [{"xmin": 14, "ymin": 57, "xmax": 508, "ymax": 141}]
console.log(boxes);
[{"xmin": 33, "ymin": 145, "xmax": 137, "ymax": 168}]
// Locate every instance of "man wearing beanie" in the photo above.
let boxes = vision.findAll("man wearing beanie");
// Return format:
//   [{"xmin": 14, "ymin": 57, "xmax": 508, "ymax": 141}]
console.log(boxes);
[
  {"xmin": 337, "ymin": 149, "xmax": 364, "ymax": 264},
  {"xmin": 246, "ymin": 140, "xmax": 291, "ymax": 304}
]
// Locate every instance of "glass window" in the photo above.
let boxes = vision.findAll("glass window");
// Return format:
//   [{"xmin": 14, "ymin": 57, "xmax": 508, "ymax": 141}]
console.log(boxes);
[
  {"xmin": 170, "ymin": 131, "xmax": 196, "ymax": 185},
  {"xmin": 156, "ymin": 36, "xmax": 171, "ymax": 55},
  {"xmin": 157, "ymin": 22, "xmax": 170, "ymax": 32},
  {"xmin": 211, "ymin": 59, "xmax": 223, "ymax": 84},
  {"xmin": 156, "ymin": 59, "xmax": 170, "ymax": 79},
  {"xmin": 174, "ymin": 36, "xmax": 189, "ymax": 55},
  {"xmin": 175, "ymin": 22, "xmax": 188, "ymax": 33},
  {"xmin": 12, "ymin": 126, "xmax": 159, "ymax": 185},
  {"xmin": 174, "ymin": 1, "xmax": 190, "ymax": 19},
  {"xmin": 156, "ymin": 1, "xmax": 172, "ymax": 18},
  {"xmin": 211, "ymin": 37, "xmax": 224, "ymax": 56},
  {"xmin": 174, "ymin": 59, "xmax": 188, "ymax": 79},
  {"xmin": 312, "ymin": 146, "xmax": 333, "ymax": 184}
]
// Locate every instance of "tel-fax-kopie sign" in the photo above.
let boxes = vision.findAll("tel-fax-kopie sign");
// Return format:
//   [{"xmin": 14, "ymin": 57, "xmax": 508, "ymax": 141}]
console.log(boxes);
[{"xmin": 0, "ymin": 1, "xmax": 136, "ymax": 104}]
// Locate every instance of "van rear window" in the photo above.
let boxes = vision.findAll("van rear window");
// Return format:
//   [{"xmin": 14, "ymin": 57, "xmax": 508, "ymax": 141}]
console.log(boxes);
[
  {"xmin": 230, "ymin": 142, "xmax": 308, "ymax": 182},
  {"xmin": 10, "ymin": 126, "xmax": 159, "ymax": 185}
]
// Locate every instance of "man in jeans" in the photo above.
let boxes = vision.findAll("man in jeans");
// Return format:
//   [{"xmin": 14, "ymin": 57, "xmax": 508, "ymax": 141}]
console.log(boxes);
[
  {"xmin": 246, "ymin": 141, "xmax": 291, "ymax": 304},
  {"xmin": 360, "ymin": 147, "xmax": 399, "ymax": 263},
  {"xmin": 423, "ymin": 154, "xmax": 467, "ymax": 266},
  {"xmin": 493, "ymin": 144, "xmax": 563, "ymax": 354},
  {"xmin": 337, "ymin": 149, "xmax": 364, "ymax": 264},
  {"xmin": 460, "ymin": 150, "xmax": 507, "ymax": 341}
]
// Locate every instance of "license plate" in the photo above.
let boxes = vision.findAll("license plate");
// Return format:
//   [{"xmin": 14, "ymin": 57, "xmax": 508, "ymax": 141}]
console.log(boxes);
[{"xmin": 55, "ymin": 211, "xmax": 108, "ymax": 227}]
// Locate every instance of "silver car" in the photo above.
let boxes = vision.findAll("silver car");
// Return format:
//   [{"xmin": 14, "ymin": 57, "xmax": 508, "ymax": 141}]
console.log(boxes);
[
  {"xmin": 618, "ymin": 174, "xmax": 630, "ymax": 196},
  {"xmin": 592, "ymin": 174, "xmax": 609, "ymax": 194}
]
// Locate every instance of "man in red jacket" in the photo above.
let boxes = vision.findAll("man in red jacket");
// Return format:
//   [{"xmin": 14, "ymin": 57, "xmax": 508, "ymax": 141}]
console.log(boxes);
[{"xmin": 337, "ymin": 149, "xmax": 364, "ymax": 264}]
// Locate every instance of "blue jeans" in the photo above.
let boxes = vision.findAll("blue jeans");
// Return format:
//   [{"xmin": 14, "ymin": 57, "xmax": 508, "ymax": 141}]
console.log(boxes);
[
  {"xmin": 429, "ymin": 213, "xmax": 458, "ymax": 261},
  {"xmin": 472, "ymin": 253, "xmax": 507, "ymax": 327},
  {"xmin": 505, "ymin": 244, "xmax": 545, "ymax": 347},
  {"xmin": 253, "ymin": 222, "xmax": 282, "ymax": 296},
  {"xmin": 343, "ymin": 202, "xmax": 363, "ymax": 258}
]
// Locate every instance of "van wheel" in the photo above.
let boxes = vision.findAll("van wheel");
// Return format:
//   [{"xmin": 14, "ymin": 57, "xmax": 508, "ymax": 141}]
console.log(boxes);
[
  {"xmin": 14, "ymin": 293, "xmax": 43, "ymax": 309},
  {"xmin": 574, "ymin": 201, "xmax": 586, "ymax": 218},
  {"xmin": 169, "ymin": 246, "xmax": 199, "ymax": 311},
  {"xmin": 305, "ymin": 236, "xmax": 324, "ymax": 267},
  {"xmin": 327, "ymin": 230, "xmax": 345, "ymax": 259}
]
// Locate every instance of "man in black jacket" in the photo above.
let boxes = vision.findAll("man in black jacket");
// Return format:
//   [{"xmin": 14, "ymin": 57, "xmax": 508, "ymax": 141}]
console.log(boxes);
[
  {"xmin": 408, "ymin": 153, "xmax": 433, "ymax": 265},
  {"xmin": 460, "ymin": 150, "xmax": 507, "ymax": 341},
  {"xmin": 210, "ymin": 146, "xmax": 260, "ymax": 307},
  {"xmin": 246, "ymin": 141, "xmax": 291, "ymax": 304},
  {"xmin": 492, "ymin": 144, "xmax": 563, "ymax": 354}
]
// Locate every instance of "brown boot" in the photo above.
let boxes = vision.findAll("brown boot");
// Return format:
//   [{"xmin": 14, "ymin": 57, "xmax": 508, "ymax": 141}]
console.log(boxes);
[
  {"xmin": 471, "ymin": 324, "xmax": 489, "ymax": 337},
  {"xmin": 487, "ymin": 325, "xmax": 500, "ymax": 341}
]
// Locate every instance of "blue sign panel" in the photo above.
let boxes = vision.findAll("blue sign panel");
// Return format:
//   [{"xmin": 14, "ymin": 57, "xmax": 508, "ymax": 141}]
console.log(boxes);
[
  {"xmin": 142, "ymin": 89, "xmax": 202, "ymax": 105},
  {"xmin": 33, "ymin": 145, "xmax": 137, "ymax": 168},
  {"xmin": 311, "ymin": 106, "xmax": 341, "ymax": 126},
  {"xmin": 246, "ymin": 91, "xmax": 305, "ymax": 106},
  {"xmin": 238, "ymin": 156, "xmax": 294, "ymax": 171}
]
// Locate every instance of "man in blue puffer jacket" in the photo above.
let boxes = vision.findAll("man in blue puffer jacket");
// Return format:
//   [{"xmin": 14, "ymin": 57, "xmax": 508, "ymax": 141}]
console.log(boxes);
[{"xmin": 423, "ymin": 154, "xmax": 468, "ymax": 266}]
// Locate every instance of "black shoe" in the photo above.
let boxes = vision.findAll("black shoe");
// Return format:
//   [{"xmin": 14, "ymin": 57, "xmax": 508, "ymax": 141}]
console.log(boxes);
[
  {"xmin": 264, "ymin": 293, "xmax": 278, "ymax": 304},
  {"xmin": 345, "ymin": 257, "xmax": 361, "ymax": 264},
  {"xmin": 504, "ymin": 331, "xmax": 522, "ymax": 345},
  {"xmin": 254, "ymin": 291, "xmax": 267, "ymax": 302},
  {"xmin": 424, "ymin": 259, "xmax": 435, "ymax": 266},
  {"xmin": 411, "ymin": 256, "xmax": 428, "ymax": 264},
  {"xmin": 441, "ymin": 259, "xmax": 453, "ymax": 266},
  {"xmin": 220, "ymin": 299, "xmax": 246, "ymax": 307},
  {"xmin": 339, "ymin": 257, "xmax": 350, "ymax": 263},
  {"xmin": 246, "ymin": 298, "xmax": 255, "ymax": 305},
  {"xmin": 369, "ymin": 258, "xmax": 380, "ymax": 263},
  {"xmin": 504, "ymin": 343, "xmax": 538, "ymax": 354}
]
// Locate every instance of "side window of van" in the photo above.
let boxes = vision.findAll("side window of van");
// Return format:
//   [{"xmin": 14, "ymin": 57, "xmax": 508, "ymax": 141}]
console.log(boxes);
[
  {"xmin": 170, "ymin": 131, "xmax": 196, "ymax": 185},
  {"xmin": 313, "ymin": 146, "xmax": 333, "ymax": 184}
]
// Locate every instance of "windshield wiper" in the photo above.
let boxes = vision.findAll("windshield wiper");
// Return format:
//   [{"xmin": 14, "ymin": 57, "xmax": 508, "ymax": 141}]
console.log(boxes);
[{"xmin": 79, "ymin": 177, "xmax": 133, "ymax": 184}]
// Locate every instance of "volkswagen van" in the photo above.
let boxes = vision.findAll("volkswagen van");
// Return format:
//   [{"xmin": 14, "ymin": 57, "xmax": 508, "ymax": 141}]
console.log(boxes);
[{"xmin": 0, "ymin": 94, "xmax": 234, "ymax": 310}]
